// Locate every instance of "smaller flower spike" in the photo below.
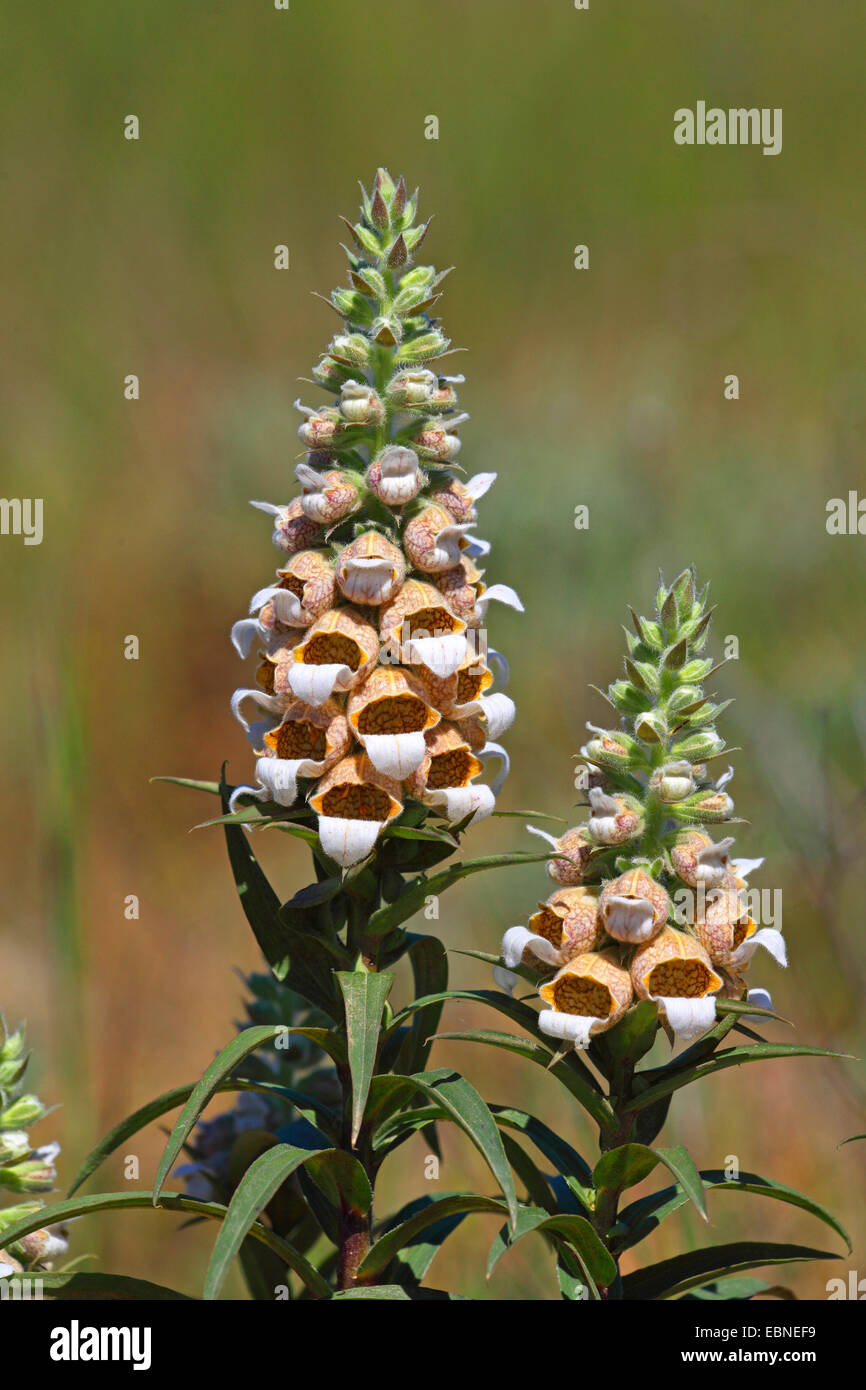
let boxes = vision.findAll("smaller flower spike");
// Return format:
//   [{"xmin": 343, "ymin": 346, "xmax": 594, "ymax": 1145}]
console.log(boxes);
[
  {"xmin": 499, "ymin": 570, "xmax": 786, "ymax": 1049},
  {"xmin": 229, "ymin": 173, "xmax": 518, "ymax": 870}
]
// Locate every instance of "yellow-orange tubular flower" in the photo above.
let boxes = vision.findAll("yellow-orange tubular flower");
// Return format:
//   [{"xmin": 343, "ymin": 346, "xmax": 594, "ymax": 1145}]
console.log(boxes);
[
  {"xmin": 599, "ymin": 868, "xmax": 669, "ymax": 945},
  {"xmin": 379, "ymin": 578, "xmax": 468, "ymax": 679},
  {"xmin": 229, "ymin": 698, "xmax": 352, "ymax": 812},
  {"xmin": 308, "ymin": 752, "xmax": 402, "ymax": 867},
  {"xmin": 631, "ymin": 926, "xmax": 723, "ymax": 1041},
  {"xmin": 537, "ymin": 950, "xmax": 633, "ymax": 1048},
  {"xmin": 275, "ymin": 607, "xmax": 379, "ymax": 706},
  {"xmin": 346, "ymin": 666, "xmax": 440, "ymax": 778},
  {"xmin": 335, "ymin": 532, "xmax": 406, "ymax": 606},
  {"xmin": 501, "ymin": 887, "xmax": 603, "ymax": 972}
]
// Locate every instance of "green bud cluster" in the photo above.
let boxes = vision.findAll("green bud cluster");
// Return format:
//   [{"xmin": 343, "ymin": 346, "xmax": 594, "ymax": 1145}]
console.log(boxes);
[
  {"xmin": 0, "ymin": 1015, "xmax": 68, "ymax": 1273},
  {"xmin": 589, "ymin": 565, "xmax": 734, "ymax": 862}
]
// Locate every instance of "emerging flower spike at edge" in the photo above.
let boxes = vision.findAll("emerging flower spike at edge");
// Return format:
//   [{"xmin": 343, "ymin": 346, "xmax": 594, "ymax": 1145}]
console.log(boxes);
[
  {"xmin": 0, "ymin": 1015, "xmax": 69, "ymax": 1275},
  {"xmin": 501, "ymin": 569, "xmax": 787, "ymax": 1047},
  {"xmin": 228, "ymin": 170, "xmax": 521, "ymax": 866}
]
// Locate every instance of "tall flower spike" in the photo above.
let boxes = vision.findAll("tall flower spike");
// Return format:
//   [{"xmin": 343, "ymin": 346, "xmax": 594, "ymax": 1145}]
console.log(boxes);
[
  {"xmin": 229, "ymin": 171, "xmax": 520, "ymax": 866},
  {"xmin": 499, "ymin": 569, "xmax": 787, "ymax": 1047}
]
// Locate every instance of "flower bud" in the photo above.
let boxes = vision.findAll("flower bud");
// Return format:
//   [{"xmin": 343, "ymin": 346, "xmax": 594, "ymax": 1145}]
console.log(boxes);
[
  {"xmin": 669, "ymin": 729, "xmax": 725, "ymax": 762},
  {"xmin": 0, "ymin": 1130, "xmax": 31, "ymax": 1164},
  {"xmin": 649, "ymin": 760, "xmax": 695, "ymax": 803},
  {"xmin": 0, "ymin": 1095, "xmax": 46, "ymax": 1129},
  {"xmin": 296, "ymin": 409, "xmax": 342, "ymax": 450},
  {"xmin": 329, "ymin": 333, "xmax": 371, "ymax": 367},
  {"xmin": 296, "ymin": 466, "xmax": 359, "ymax": 525},
  {"xmin": 587, "ymin": 788, "xmax": 643, "ymax": 846},
  {"xmin": 339, "ymin": 380, "xmax": 384, "ymax": 425},
  {"xmin": 544, "ymin": 825, "xmax": 596, "ymax": 886},
  {"xmin": 413, "ymin": 425, "xmax": 462, "ymax": 462},
  {"xmin": 584, "ymin": 729, "xmax": 642, "ymax": 772},
  {"xmin": 599, "ymin": 868, "xmax": 669, "ymax": 944},
  {"xmin": 538, "ymin": 950, "xmax": 633, "ymax": 1048},
  {"xmin": 386, "ymin": 369, "xmax": 437, "ymax": 407},
  {"xmin": 403, "ymin": 504, "xmax": 474, "ymax": 573},
  {"xmin": 527, "ymin": 887, "xmax": 603, "ymax": 962},
  {"xmin": 672, "ymin": 788, "xmax": 735, "ymax": 823},
  {"xmin": 634, "ymin": 709, "xmax": 667, "ymax": 743},
  {"xmin": 366, "ymin": 446, "xmax": 424, "ymax": 507},
  {"xmin": 336, "ymin": 532, "xmax": 406, "ymax": 605}
]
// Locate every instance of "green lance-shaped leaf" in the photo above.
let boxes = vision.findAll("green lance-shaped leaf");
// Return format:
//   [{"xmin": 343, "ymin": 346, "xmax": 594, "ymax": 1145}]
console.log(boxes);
[
  {"xmin": 358, "ymin": 1193, "xmax": 508, "ymax": 1279},
  {"xmin": 204, "ymin": 1143, "xmax": 345, "ymax": 1300},
  {"xmin": 331, "ymin": 1285, "xmax": 467, "ymax": 1300},
  {"xmin": 69, "ymin": 1075, "xmax": 339, "ymax": 1195},
  {"xmin": 383, "ymin": 1069, "xmax": 518, "ymax": 1226},
  {"xmin": 433, "ymin": 1025, "xmax": 615, "ymax": 1130},
  {"xmin": 218, "ymin": 768, "xmax": 344, "ymax": 1011},
  {"xmin": 153, "ymin": 1025, "xmax": 346, "ymax": 1205},
  {"xmin": 336, "ymin": 971, "xmax": 394, "ymax": 1144},
  {"xmin": 391, "ymin": 933, "xmax": 449, "ymax": 1077},
  {"xmin": 616, "ymin": 1170, "xmax": 851, "ymax": 1254},
  {"xmin": 487, "ymin": 1204, "xmax": 617, "ymax": 1290},
  {"xmin": 624, "ymin": 1043, "xmax": 849, "ymax": 1115},
  {"xmin": 374, "ymin": 1195, "xmax": 477, "ymax": 1285},
  {"xmin": 390, "ymin": 985, "xmax": 609, "ymax": 1120},
  {"xmin": 681, "ymin": 1277, "xmax": 795, "ymax": 1301},
  {"xmin": 152, "ymin": 775, "xmax": 221, "ymax": 796},
  {"xmin": 490, "ymin": 1106, "xmax": 594, "ymax": 1204},
  {"xmin": 0, "ymin": 1191, "xmax": 324, "ymax": 1294},
  {"xmin": 593, "ymin": 1143, "xmax": 708, "ymax": 1223},
  {"xmin": 364, "ymin": 849, "xmax": 551, "ymax": 941},
  {"xmin": 500, "ymin": 1133, "xmax": 558, "ymax": 1213},
  {"xmin": 622, "ymin": 1241, "xmax": 840, "ymax": 1301},
  {"xmin": 5, "ymin": 1271, "xmax": 196, "ymax": 1300}
]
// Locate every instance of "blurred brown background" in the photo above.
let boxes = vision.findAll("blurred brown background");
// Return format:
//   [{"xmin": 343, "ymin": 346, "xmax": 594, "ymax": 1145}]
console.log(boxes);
[{"xmin": 2, "ymin": 0, "xmax": 864, "ymax": 1298}]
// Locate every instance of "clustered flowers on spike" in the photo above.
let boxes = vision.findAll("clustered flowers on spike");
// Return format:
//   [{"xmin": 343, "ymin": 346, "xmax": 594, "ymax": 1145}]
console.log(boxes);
[
  {"xmin": 0, "ymin": 1016, "xmax": 68, "ymax": 1275},
  {"xmin": 499, "ymin": 570, "xmax": 786, "ymax": 1048},
  {"xmin": 228, "ymin": 170, "xmax": 520, "ymax": 867}
]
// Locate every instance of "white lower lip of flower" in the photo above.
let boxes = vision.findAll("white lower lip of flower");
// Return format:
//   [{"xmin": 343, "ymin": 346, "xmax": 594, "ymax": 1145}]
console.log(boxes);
[
  {"xmin": 474, "ymin": 583, "xmax": 524, "ymax": 617},
  {"xmin": 538, "ymin": 1010, "xmax": 601, "ymax": 1049},
  {"xmin": 501, "ymin": 925, "xmax": 560, "ymax": 970},
  {"xmin": 746, "ymin": 987, "xmax": 773, "ymax": 1012},
  {"xmin": 249, "ymin": 499, "xmax": 285, "ymax": 517},
  {"xmin": 405, "ymin": 633, "xmax": 468, "ymax": 678},
  {"xmin": 359, "ymin": 731, "xmax": 428, "ymax": 779},
  {"xmin": 603, "ymin": 896, "xmax": 657, "ymax": 942},
  {"xmin": 653, "ymin": 995, "xmax": 717, "ymax": 1040},
  {"xmin": 589, "ymin": 815, "xmax": 619, "ymax": 842},
  {"xmin": 478, "ymin": 741, "xmax": 510, "ymax": 796},
  {"xmin": 288, "ymin": 662, "xmax": 354, "ymax": 705},
  {"xmin": 316, "ymin": 814, "xmax": 386, "ymax": 867},
  {"xmin": 339, "ymin": 558, "xmax": 399, "ymax": 603},
  {"xmin": 660, "ymin": 776, "xmax": 694, "ymax": 801},
  {"xmin": 230, "ymin": 687, "xmax": 284, "ymax": 734},
  {"xmin": 464, "ymin": 536, "xmax": 491, "ymax": 558},
  {"xmin": 423, "ymin": 524, "xmax": 476, "ymax": 571},
  {"xmin": 730, "ymin": 856, "xmax": 764, "ymax": 879},
  {"xmin": 727, "ymin": 927, "xmax": 787, "ymax": 970},
  {"xmin": 716, "ymin": 766, "xmax": 735, "ymax": 790},
  {"xmin": 21, "ymin": 1228, "xmax": 69, "ymax": 1261},
  {"xmin": 250, "ymin": 584, "xmax": 305, "ymax": 626},
  {"xmin": 465, "ymin": 471, "xmax": 497, "ymax": 499},
  {"xmin": 378, "ymin": 474, "xmax": 422, "ymax": 504},
  {"xmin": 228, "ymin": 755, "xmax": 323, "ymax": 811},
  {"xmin": 231, "ymin": 618, "xmax": 266, "ymax": 658},
  {"xmin": 425, "ymin": 783, "xmax": 495, "ymax": 824},
  {"xmin": 493, "ymin": 965, "xmax": 519, "ymax": 995},
  {"xmin": 478, "ymin": 693, "xmax": 516, "ymax": 739},
  {"xmin": 695, "ymin": 836, "xmax": 736, "ymax": 883},
  {"xmin": 487, "ymin": 648, "xmax": 510, "ymax": 686}
]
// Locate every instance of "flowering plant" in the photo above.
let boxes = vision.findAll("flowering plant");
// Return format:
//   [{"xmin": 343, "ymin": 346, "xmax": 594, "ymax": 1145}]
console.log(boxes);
[{"xmin": 0, "ymin": 171, "xmax": 547, "ymax": 1301}]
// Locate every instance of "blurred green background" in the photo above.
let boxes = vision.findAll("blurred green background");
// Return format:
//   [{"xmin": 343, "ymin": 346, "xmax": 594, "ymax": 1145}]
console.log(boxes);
[{"xmin": 2, "ymin": 0, "xmax": 864, "ymax": 1298}]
